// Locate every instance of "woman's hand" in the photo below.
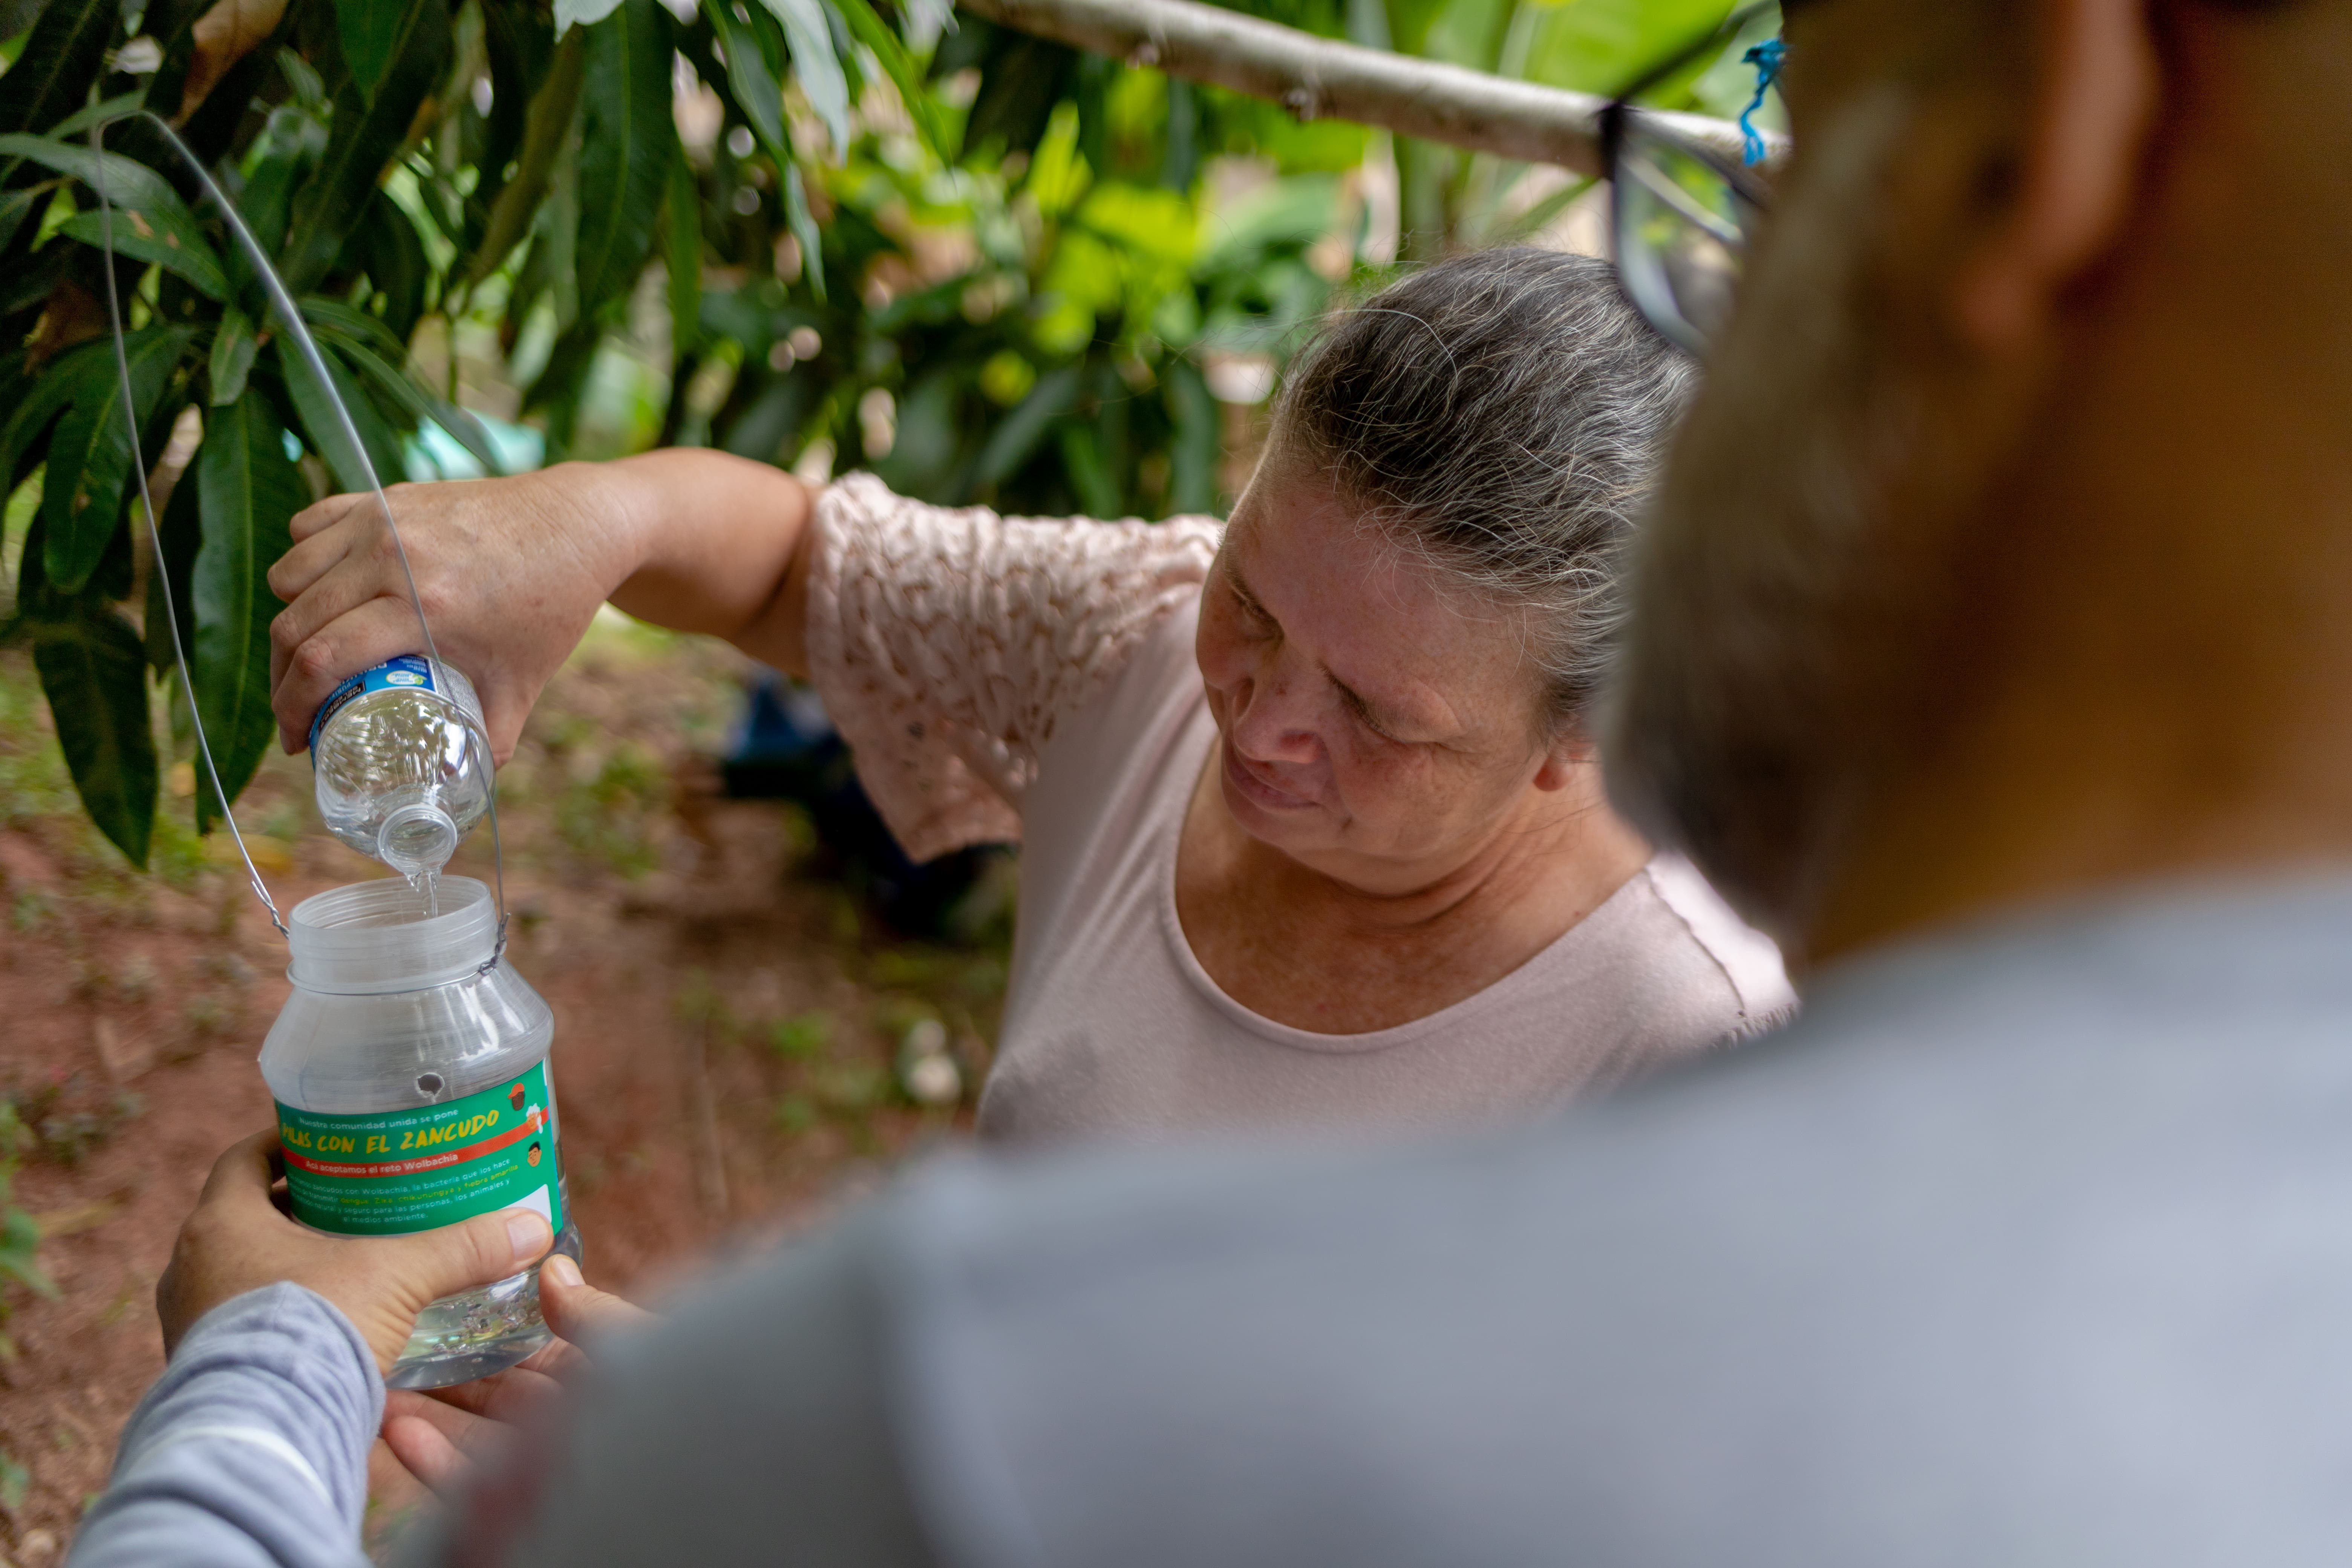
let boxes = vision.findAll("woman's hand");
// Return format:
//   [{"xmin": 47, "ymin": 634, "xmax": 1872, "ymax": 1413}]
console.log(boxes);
[
  {"xmin": 266, "ymin": 450, "xmax": 816, "ymax": 765},
  {"xmin": 157, "ymin": 1131, "xmax": 555, "ymax": 1377},
  {"xmin": 379, "ymin": 1254, "xmax": 653, "ymax": 1497},
  {"xmin": 268, "ymin": 464, "xmax": 645, "ymax": 765}
]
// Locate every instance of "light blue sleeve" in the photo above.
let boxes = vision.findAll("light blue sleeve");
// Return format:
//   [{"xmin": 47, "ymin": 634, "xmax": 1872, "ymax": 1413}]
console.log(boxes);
[{"xmin": 68, "ymin": 1283, "xmax": 381, "ymax": 1568}]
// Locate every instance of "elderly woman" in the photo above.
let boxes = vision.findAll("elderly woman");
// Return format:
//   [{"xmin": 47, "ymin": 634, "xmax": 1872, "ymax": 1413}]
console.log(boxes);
[{"xmin": 268, "ymin": 248, "xmax": 1789, "ymax": 1141}]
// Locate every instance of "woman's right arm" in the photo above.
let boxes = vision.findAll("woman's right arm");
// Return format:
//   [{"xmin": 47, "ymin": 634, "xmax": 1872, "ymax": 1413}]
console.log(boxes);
[{"xmin": 267, "ymin": 450, "xmax": 814, "ymax": 764}]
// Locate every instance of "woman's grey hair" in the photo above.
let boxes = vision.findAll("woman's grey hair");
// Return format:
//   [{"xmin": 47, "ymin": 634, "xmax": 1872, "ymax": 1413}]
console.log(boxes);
[{"xmin": 1272, "ymin": 248, "xmax": 1696, "ymax": 738}]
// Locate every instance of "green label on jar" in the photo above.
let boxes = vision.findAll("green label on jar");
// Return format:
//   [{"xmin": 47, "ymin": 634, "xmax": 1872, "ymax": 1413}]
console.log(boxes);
[{"xmin": 276, "ymin": 1062, "xmax": 564, "ymax": 1238}]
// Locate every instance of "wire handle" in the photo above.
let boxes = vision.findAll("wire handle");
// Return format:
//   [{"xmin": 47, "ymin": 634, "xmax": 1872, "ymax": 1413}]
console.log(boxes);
[{"xmin": 88, "ymin": 110, "xmax": 510, "ymax": 954}]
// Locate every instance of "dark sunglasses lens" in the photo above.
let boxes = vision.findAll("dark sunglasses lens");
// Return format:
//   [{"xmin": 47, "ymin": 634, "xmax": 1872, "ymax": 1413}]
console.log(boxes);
[{"xmin": 1615, "ymin": 126, "xmax": 1756, "ymax": 354}]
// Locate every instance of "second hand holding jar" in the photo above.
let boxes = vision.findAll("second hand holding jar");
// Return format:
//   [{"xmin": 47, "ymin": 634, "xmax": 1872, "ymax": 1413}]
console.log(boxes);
[{"xmin": 261, "ymin": 876, "xmax": 581, "ymax": 1389}]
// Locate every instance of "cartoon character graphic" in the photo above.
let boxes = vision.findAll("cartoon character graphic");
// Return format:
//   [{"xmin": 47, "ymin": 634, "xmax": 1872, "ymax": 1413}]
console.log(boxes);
[
  {"xmin": 509, "ymin": 1083, "xmax": 528, "ymax": 1112},
  {"xmin": 527, "ymin": 1141, "xmax": 543, "ymax": 1167}
]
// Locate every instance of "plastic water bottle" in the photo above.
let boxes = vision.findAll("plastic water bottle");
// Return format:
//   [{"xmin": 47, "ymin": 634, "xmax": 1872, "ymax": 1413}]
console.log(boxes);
[
  {"xmin": 310, "ymin": 655, "xmax": 492, "ymax": 882},
  {"xmin": 260, "ymin": 876, "xmax": 582, "ymax": 1389}
]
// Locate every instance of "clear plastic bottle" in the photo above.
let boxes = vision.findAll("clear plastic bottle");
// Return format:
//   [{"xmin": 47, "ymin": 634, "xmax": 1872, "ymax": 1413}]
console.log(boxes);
[
  {"xmin": 260, "ymin": 876, "xmax": 582, "ymax": 1389},
  {"xmin": 310, "ymin": 655, "xmax": 492, "ymax": 881}
]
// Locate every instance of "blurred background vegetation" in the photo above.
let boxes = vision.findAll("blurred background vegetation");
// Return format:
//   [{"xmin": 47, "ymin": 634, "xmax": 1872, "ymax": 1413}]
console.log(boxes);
[{"xmin": 0, "ymin": 0, "xmax": 1776, "ymax": 870}]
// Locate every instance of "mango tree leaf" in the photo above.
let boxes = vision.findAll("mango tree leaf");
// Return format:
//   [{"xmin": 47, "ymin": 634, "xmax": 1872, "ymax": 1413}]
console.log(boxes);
[
  {"xmin": 830, "ymin": 0, "xmax": 948, "ymax": 158},
  {"xmin": 573, "ymin": 0, "xmax": 675, "ymax": 321},
  {"xmin": 663, "ymin": 145, "xmax": 701, "ymax": 358},
  {"xmin": 278, "ymin": 0, "xmax": 449, "ymax": 291},
  {"xmin": 58, "ymin": 204, "xmax": 230, "ymax": 300},
  {"xmin": 973, "ymin": 364, "xmax": 1080, "ymax": 492},
  {"xmin": 554, "ymin": 0, "xmax": 623, "ymax": 33},
  {"xmin": 33, "ymin": 600, "xmax": 156, "ymax": 867},
  {"xmin": 465, "ymin": 23, "xmax": 583, "ymax": 284},
  {"xmin": 755, "ymin": 0, "xmax": 847, "ymax": 160},
  {"xmin": 297, "ymin": 292, "xmax": 406, "ymax": 361},
  {"xmin": 1164, "ymin": 358, "xmax": 1218, "ymax": 516},
  {"xmin": 0, "ymin": 0, "xmax": 115, "ymax": 139},
  {"xmin": 898, "ymin": 0, "xmax": 951, "ymax": 51},
  {"xmin": 308, "ymin": 316, "xmax": 504, "ymax": 477},
  {"xmin": 191, "ymin": 393, "xmax": 302, "ymax": 830},
  {"xmin": 43, "ymin": 325, "xmax": 198, "ymax": 594},
  {"xmin": 337, "ymin": 189, "xmax": 427, "ymax": 339},
  {"xmin": 331, "ymin": 0, "xmax": 402, "ymax": 99},
  {"xmin": 0, "ymin": 337, "xmax": 104, "ymax": 495},
  {"xmin": 208, "ymin": 305, "xmax": 259, "ymax": 404},
  {"xmin": 11, "ymin": 129, "xmax": 231, "ymax": 298},
  {"xmin": 703, "ymin": 0, "xmax": 789, "ymax": 158},
  {"xmin": 145, "ymin": 453, "xmax": 202, "ymax": 673},
  {"xmin": 1521, "ymin": 0, "xmax": 1738, "ymax": 98},
  {"xmin": 0, "ymin": 132, "xmax": 186, "ymax": 218},
  {"xmin": 0, "ymin": 185, "xmax": 44, "ymax": 254},
  {"xmin": 276, "ymin": 336, "xmax": 404, "ymax": 494},
  {"xmin": 44, "ymin": 92, "xmax": 150, "ymax": 143},
  {"xmin": 783, "ymin": 162, "xmax": 824, "ymax": 302}
]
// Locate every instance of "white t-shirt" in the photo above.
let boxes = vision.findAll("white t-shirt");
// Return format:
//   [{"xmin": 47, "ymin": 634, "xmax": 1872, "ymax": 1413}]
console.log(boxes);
[{"xmin": 804, "ymin": 475, "xmax": 1793, "ymax": 1143}]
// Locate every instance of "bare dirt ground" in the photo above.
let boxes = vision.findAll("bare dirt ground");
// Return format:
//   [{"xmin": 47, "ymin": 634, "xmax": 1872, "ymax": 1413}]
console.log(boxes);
[{"xmin": 0, "ymin": 618, "xmax": 1007, "ymax": 1563}]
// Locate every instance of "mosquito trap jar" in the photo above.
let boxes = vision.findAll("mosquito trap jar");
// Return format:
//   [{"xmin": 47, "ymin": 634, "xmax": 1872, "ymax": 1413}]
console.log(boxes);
[{"xmin": 259, "ymin": 876, "xmax": 581, "ymax": 1389}]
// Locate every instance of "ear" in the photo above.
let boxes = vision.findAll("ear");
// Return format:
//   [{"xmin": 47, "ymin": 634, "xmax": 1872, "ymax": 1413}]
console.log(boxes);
[
  {"xmin": 1532, "ymin": 730, "xmax": 1595, "ymax": 792},
  {"xmin": 1955, "ymin": 0, "xmax": 2160, "ymax": 349}
]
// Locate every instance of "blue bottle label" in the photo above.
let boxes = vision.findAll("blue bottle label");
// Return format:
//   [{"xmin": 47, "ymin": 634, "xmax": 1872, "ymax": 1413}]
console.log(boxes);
[{"xmin": 308, "ymin": 654, "xmax": 438, "ymax": 754}]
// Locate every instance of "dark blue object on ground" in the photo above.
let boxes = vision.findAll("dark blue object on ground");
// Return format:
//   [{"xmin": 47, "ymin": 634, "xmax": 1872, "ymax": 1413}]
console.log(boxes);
[{"xmin": 721, "ymin": 670, "xmax": 1006, "ymax": 941}]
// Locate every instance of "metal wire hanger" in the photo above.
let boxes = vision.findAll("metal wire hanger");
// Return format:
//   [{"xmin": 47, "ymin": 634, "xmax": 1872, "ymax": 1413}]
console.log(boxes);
[{"xmin": 87, "ymin": 108, "xmax": 510, "ymax": 963}]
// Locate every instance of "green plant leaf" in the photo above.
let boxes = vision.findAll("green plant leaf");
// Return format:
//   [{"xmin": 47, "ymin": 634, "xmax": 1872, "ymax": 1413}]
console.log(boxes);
[
  {"xmin": 0, "ymin": 0, "xmax": 114, "ymax": 140},
  {"xmin": 208, "ymin": 306, "xmax": 260, "ymax": 405},
  {"xmin": 145, "ymin": 452, "xmax": 202, "ymax": 674},
  {"xmin": 42, "ymin": 325, "xmax": 197, "ymax": 594},
  {"xmin": 308, "ymin": 315, "xmax": 504, "ymax": 477},
  {"xmin": 34, "ymin": 597, "xmax": 157, "ymax": 867},
  {"xmin": 830, "ymin": 0, "xmax": 948, "ymax": 158},
  {"xmin": 44, "ymin": 91, "xmax": 150, "ymax": 143},
  {"xmin": 663, "ymin": 144, "xmax": 701, "ymax": 358},
  {"xmin": 554, "ymin": 0, "xmax": 623, "ymax": 32},
  {"xmin": 276, "ymin": 337, "xmax": 405, "ymax": 495},
  {"xmin": 1164, "ymin": 357, "xmax": 1218, "ymax": 516},
  {"xmin": 0, "ymin": 1452, "xmax": 28, "ymax": 1514},
  {"xmin": 27, "ymin": 123, "xmax": 233, "ymax": 294},
  {"xmin": 0, "ymin": 337, "xmax": 103, "ymax": 496},
  {"xmin": 57, "ymin": 202, "xmax": 231, "ymax": 300},
  {"xmin": 574, "ymin": 0, "xmax": 676, "ymax": 321},
  {"xmin": 756, "ymin": 0, "xmax": 848, "ymax": 159},
  {"xmin": 278, "ymin": 0, "xmax": 450, "ymax": 291},
  {"xmin": 332, "ymin": 0, "xmax": 403, "ymax": 100},
  {"xmin": 0, "ymin": 1206, "xmax": 51, "ymax": 1293},
  {"xmin": 704, "ymin": 0, "xmax": 789, "ymax": 158},
  {"xmin": 191, "ymin": 394, "xmax": 302, "ymax": 831},
  {"xmin": 974, "ymin": 364, "xmax": 1080, "ymax": 492},
  {"xmin": 0, "ymin": 184, "xmax": 44, "ymax": 254},
  {"xmin": 466, "ymin": 24, "xmax": 584, "ymax": 284},
  {"xmin": 338, "ymin": 189, "xmax": 429, "ymax": 339},
  {"xmin": 783, "ymin": 161, "xmax": 825, "ymax": 302}
]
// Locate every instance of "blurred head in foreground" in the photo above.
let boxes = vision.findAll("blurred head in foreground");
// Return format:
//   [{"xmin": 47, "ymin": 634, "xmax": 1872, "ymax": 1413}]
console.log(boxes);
[{"xmin": 1608, "ymin": 0, "xmax": 2352, "ymax": 962}]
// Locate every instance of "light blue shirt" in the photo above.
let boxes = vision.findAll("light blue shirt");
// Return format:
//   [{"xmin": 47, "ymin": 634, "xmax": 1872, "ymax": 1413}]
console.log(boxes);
[{"xmin": 75, "ymin": 873, "xmax": 2352, "ymax": 1566}]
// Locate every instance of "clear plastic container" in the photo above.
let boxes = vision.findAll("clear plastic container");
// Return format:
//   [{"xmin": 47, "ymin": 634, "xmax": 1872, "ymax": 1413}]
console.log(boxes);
[
  {"xmin": 260, "ymin": 876, "xmax": 581, "ymax": 1389},
  {"xmin": 309, "ymin": 655, "xmax": 492, "ymax": 880}
]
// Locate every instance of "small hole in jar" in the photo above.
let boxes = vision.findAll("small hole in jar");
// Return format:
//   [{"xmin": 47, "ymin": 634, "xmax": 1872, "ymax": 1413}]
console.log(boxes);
[{"xmin": 416, "ymin": 1072, "xmax": 445, "ymax": 1096}]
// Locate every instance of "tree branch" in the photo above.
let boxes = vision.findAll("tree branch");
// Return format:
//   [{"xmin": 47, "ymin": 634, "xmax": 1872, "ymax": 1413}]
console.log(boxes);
[{"xmin": 956, "ymin": 0, "xmax": 1769, "ymax": 178}]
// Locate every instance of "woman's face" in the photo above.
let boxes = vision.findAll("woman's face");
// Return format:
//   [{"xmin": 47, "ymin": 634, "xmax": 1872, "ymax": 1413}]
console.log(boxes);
[{"xmin": 1195, "ymin": 455, "xmax": 1580, "ymax": 887}]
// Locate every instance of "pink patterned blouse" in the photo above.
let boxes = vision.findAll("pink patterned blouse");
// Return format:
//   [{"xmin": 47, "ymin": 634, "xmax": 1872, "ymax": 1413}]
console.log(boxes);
[{"xmin": 805, "ymin": 473, "xmax": 1793, "ymax": 1142}]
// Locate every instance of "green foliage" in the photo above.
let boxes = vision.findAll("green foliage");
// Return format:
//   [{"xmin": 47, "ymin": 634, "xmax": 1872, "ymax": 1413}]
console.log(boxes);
[
  {"xmin": 0, "ymin": 1099, "xmax": 58, "ymax": 1364},
  {"xmin": 0, "ymin": 0, "xmax": 1761, "ymax": 861},
  {"xmin": 191, "ymin": 395, "xmax": 303, "ymax": 830}
]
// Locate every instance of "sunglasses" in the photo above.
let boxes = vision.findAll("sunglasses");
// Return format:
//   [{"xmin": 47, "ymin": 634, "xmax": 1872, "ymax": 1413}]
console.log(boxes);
[{"xmin": 1598, "ymin": 3, "xmax": 1784, "ymax": 356}]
